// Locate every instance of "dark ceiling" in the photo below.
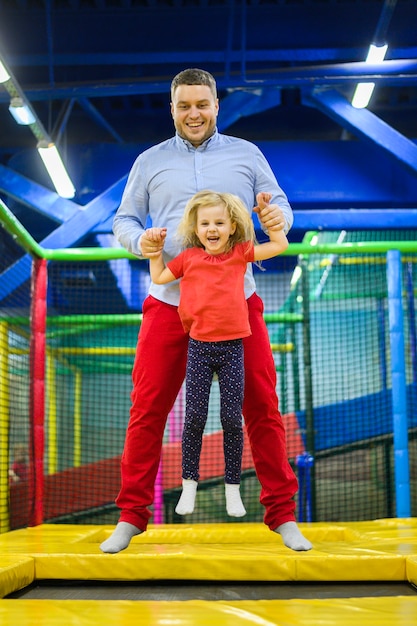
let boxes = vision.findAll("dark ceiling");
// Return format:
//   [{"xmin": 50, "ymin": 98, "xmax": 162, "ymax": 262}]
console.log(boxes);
[
  {"xmin": 0, "ymin": 0, "xmax": 416, "ymax": 249},
  {"xmin": 0, "ymin": 0, "xmax": 416, "ymax": 154},
  {"xmin": 1, "ymin": 0, "xmax": 417, "ymax": 311}
]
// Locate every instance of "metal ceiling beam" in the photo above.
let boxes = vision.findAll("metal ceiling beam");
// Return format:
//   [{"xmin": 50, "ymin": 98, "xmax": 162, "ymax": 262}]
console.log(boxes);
[
  {"xmin": 77, "ymin": 98, "xmax": 125, "ymax": 143},
  {"xmin": 373, "ymin": 0, "xmax": 398, "ymax": 46},
  {"xmin": 293, "ymin": 209, "xmax": 417, "ymax": 231},
  {"xmin": 302, "ymin": 88, "xmax": 417, "ymax": 177},
  {"xmin": 6, "ymin": 46, "xmax": 417, "ymax": 68},
  {"xmin": 0, "ymin": 164, "xmax": 76, "ymax": 222},
  {"xmin": 0, "ymin": 175, "xmax": 127, "ymax": 301},
  {"xmin": 217, "ymin": 88, "xmax": 281, "ymax": 131},
  {"xmin": 0, "ymin": 54, "xmax": 50, "ymax": 143},
  {"xmin": 0, "ymin": 59, "xmax": 416, "ymax": 103}
]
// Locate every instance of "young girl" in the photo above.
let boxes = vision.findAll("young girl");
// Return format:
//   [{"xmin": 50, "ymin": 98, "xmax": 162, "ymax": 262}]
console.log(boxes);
[{"xmin": 147, "ymin": 190, "xmax": 288, "ymax": 517}]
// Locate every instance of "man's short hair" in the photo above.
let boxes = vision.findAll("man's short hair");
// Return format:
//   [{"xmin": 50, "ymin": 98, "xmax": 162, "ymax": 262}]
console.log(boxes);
[{"xmin": 171, "ymin": 68, "xmax": 217, "ymax": 101}]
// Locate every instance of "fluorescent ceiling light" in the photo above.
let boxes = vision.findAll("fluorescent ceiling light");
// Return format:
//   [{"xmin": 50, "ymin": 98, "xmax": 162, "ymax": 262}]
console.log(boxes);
[
  {"xmin": 1, "ymin": 53, "xmax": 76, "ymax": 199},
  {"xmin": 351, "ymin": 83, "xmax": 377, "ymax": 109},
  {"xmin": 37, "ymin": 142, "xmax": 76, "ymax": 199},
  {"xmin": 8, "ymin": 97, "xmax": 36, "ymax": 125},
  {"xmin": 351, "ymin": 43, "xmax": 388, "ymax": 109},
  {"xmin": 366, "ymin": 43, "xmax": 389, "ymax": 64},
  {"xmin": 0, "ymin": 60, "xmax": 10, "ymax": 83}
]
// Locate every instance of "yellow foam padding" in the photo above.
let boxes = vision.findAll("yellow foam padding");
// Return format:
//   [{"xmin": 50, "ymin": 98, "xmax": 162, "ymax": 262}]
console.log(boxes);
[
  {"xmin": 0, "ymin": 598, "xmax": 417, "ymax": 626},
  {"xmin": 407, "ymin": 556, "xmax": 417, "ymax": 586},
  {"xmin": 0, "ymin": 519, "xmax": 417, "ymax": 585},
  {"xmin": 0, "ymin": 556, "xmax": 34, "ymax": 599}
]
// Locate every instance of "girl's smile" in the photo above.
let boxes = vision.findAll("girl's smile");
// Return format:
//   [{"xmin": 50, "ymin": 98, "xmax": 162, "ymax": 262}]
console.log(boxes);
[{"xmin": 195, "ymin": 204, "xmax": 236, "ymax": 255}]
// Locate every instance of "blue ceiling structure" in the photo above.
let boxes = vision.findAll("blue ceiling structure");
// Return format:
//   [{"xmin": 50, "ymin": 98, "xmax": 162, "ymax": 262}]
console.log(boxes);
[{"xmin": 0, "ymin": 0, "xmax": 417, "ymax": 309}]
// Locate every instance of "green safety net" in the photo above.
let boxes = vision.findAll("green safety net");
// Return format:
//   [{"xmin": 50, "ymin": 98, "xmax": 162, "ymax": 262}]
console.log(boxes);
[{"xmin": 1, "ymin": 212, "xmax": 417, "ymax": 530}]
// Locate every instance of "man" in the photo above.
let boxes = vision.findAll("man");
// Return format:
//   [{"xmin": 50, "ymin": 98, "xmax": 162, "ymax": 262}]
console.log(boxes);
[{"xmin": 100, "ymin": 68, "xmax": 312, "ymax": 553}]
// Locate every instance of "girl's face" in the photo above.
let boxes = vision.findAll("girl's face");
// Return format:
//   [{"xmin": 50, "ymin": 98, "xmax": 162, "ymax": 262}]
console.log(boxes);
[{"xmin": 195, "ymin": 203, "xmax": 236, "ymax": 255}]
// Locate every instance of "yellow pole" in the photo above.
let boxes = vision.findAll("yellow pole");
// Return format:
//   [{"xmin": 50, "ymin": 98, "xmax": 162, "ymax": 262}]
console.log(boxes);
[
  {"xmin": 46, "ymin": 354, "xmax": 57, "ymax": 475},
  {"xmin": 56, "ymin": 347, "xmax": 135, "ymax": 355},
  {"xmin": 74, "ymin": 371, "xmax": 82, "ymax": 467},
  {"xmin": 0, "ymin": 322, "xmax": 10, "ymax": 533}
]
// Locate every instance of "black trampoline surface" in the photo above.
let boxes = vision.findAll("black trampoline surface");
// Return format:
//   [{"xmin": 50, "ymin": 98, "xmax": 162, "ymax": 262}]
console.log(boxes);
[{"xmin": 6, "ymin": 580, "xmax": 417, "ymax": 601}]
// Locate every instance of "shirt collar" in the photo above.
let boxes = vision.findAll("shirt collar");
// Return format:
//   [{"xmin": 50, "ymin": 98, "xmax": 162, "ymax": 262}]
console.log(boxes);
[{"xmin": 175, "ymin": 128, "xmax": 219, "ymax": 151}]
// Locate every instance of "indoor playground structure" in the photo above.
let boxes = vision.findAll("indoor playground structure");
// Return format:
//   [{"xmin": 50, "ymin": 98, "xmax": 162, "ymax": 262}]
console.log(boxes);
[{"xmin": 1, "ymin": 197, "xmax": 417, "ymax": 624}]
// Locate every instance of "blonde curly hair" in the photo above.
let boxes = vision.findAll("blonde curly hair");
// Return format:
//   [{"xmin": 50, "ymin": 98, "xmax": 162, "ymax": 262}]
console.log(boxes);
[{"xmin": 177, "ymin": 190, "xmax": 256, "ymax": 254}]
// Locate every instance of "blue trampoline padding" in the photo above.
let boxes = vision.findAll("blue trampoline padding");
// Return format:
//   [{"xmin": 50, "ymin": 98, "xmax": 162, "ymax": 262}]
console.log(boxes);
[{"xmin": 296, "ymin": 383, "xmax": 417, "ymax": 451}]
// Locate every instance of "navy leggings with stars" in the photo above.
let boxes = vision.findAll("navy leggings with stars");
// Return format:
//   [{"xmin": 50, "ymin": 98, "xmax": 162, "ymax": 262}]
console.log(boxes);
[{"xmin": 182, "ymin": 337, "xmax": 244, "ymax": 484}]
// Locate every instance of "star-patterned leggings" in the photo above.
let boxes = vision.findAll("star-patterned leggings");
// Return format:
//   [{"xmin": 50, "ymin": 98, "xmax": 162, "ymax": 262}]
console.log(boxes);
[{"xmin": 183, "ymin": 337, "xmax": 244, "ymax": 484}]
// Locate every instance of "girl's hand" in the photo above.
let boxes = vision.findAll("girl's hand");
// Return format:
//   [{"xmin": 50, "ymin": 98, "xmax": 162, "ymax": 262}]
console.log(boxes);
[
  {"xmin": 255, "ymin": 192, "xmax": 272, "ymax": 209},
  {"xmin": 140, "ymin": 227, "xmax": 167, "ymax": 257}
]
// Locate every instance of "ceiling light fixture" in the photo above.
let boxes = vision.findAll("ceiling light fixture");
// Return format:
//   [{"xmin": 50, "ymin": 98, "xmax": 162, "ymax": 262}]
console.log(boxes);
[
  {"xmin": 351, "ymin": 0, "xmax": 397, "ymax": 109},
  {"xmin": 351, "ymin": 43, "xmax": 388, "ymax": 109},
  {"xmin": 8, "ymin": 96, "xmax": 36, "ymax": 125},
  {"xmin": 0, "ymin": 48, "xmax": 76, "ymax": 198},
  {"xmin": 37, "ymin": 141, "xmax": 76, "ymax": 199},
  {"xmin": 0, "ymin": 59, "xmax": 10, "ymax": 83}
]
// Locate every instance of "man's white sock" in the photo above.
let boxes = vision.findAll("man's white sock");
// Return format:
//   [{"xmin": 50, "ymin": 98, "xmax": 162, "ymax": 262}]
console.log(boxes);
[
  {"xmin": 100, "ymin": 521, "xmax": 142, "ymax": 554},
  {"xmin": 275, "ymin": 521, "xmax": 312, "ymax": 551}
]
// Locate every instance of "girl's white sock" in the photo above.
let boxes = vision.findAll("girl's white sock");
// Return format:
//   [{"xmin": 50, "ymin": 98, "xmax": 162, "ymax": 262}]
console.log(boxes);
[
  {"xmin": 225, "ymin": 483, "xmax": 246, "ymax": 517},
  {"xmin": 175, "ymin": 479, "xmax": 198, "ymax": 515}
]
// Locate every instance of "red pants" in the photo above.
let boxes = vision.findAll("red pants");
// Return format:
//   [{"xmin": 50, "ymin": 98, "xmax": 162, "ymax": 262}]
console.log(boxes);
[{"xmin": 116, "ymin": 293, "xmax": 298, "ymax": 531}]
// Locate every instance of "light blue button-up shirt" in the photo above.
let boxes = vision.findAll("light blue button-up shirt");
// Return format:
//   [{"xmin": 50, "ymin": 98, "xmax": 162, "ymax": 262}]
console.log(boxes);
[{"xmin": 113, "ymin": 129, "xmax": 293, "ymax": 306}]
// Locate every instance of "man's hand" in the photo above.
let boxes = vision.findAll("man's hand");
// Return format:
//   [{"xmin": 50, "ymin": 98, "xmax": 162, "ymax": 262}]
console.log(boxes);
[
  {"xmin": 140, "ymin": 227, "xmax": 167, "ymax": 258},
  {"xmin": 254, "ymin": 192, "xmax": 286, "ymax": 232}
]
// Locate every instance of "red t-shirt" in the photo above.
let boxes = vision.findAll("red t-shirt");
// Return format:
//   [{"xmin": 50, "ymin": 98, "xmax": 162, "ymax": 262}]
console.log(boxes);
[{"xmin": 167, "ymin": 241, "xmax": 255, "ymax": 342}]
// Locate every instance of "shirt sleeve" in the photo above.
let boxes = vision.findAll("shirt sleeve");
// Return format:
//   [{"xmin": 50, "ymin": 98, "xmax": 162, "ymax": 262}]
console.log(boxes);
[
  {"xmin": 254, "ymin": 147, "xmax": 294, "ymax": 234},
  {"xmin": 112, "ymin": 154, "xmax": 150, "ymax": 257},
  {"xmin": 167, "ymin": 251, "xmax": 186, "ymax": 279},
  {"xmin": 242, "ymin": 241, "xmax": 255, "ymax": 263}
]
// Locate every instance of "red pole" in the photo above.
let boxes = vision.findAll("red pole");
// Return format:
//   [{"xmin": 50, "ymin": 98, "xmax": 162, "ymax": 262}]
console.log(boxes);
[{"xmin": 29, "ymin": 258, "xmax": 47, "ymax": 526}]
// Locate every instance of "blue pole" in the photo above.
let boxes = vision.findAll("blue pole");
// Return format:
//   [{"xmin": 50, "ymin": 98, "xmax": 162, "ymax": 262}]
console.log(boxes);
[
  {"xmin": 377, "ymin": 298, "xmax": 388, "ymax": 390},
  {"xmin": 406, "ymin": 262, "xmax": 417, "ymax": 385},
  {"xmin": 296, "ymin": 453, "xmax": 314, "ymax": 523},
  {"xmin": 386, "ymin": 250, "xmax": 411, "ymax": 518}
]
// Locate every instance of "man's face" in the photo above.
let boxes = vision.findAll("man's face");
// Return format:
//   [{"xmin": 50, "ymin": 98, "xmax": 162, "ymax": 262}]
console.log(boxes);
[{"xmin": 171, "ymin": 84, "xmax": 219, "ymax": 147}]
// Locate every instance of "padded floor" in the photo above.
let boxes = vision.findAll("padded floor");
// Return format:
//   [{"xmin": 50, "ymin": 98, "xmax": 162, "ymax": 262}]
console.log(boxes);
[{"xmin": 1, "ymin": 519, "xmax": 417, "ymax": 625}]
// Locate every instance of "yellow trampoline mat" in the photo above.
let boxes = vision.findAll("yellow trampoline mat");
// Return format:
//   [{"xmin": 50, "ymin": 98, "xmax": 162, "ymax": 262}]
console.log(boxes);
[
  {"xmin": 0, "ymin": 597, "xmax": 416, "ymax": 626},
  {"xmin": 1, "ymin": 519, "xmax": 417, "ymax": 625}
]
